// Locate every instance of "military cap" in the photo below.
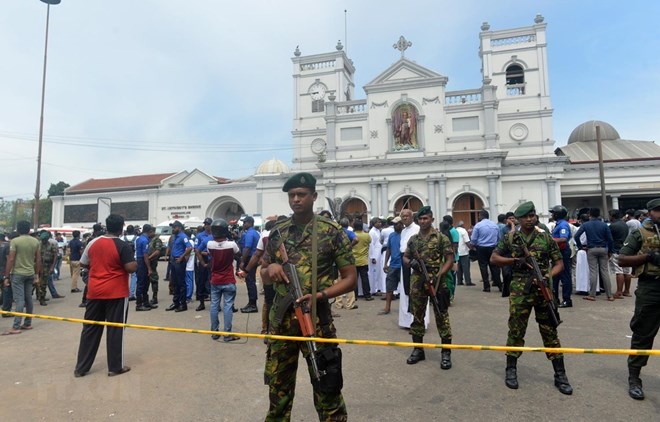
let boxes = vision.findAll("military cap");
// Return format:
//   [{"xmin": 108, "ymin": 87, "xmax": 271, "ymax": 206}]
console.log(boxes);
[
  {"xmin": 514, "ymin": 201, "xmax": 536, "ymax": 218},
  {"xmin": 203, "ymin": 217, "xmax": 213, "ymax": 225},
  {"xmin": 646, "ymin": 198, "xmax": 660, "ymax": 211},
  {"xmin": 170, "ymin": 220, "xmax": 184, "ymax": 228},
  {"xmin": 416, "ymin": 206, "xmax": 433, "ymax": 218},
  {"xmin": 142, "ymin": 224, "xmax": 153, "ymax": 233},
  {"xmin": 282, "ymin": 172, "xmax": 316, "ymax": 192}
]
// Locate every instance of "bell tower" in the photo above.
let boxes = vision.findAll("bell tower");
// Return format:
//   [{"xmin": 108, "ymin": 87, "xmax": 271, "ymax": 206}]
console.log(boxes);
[{"xmin": 291, "ymin": 42, "xmax": 355, "ymax": 170}]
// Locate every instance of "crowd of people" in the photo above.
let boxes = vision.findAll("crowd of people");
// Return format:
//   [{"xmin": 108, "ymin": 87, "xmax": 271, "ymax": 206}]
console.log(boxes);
[{"xmin": 1, "ymin": 189, "xmax": 659, "ymax": 419}]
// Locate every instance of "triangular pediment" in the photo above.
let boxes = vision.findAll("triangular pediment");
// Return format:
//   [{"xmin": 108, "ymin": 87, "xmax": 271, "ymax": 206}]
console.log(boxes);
[
  {"xmin": 365, "ymin": 58, "xmax": 448, "ymax": 92},
  {"xmin": 178, "ymin": 168, "xmax": 219, "ymax": 186}
]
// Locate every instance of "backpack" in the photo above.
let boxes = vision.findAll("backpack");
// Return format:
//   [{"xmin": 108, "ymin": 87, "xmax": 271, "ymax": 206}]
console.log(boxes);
[{"xmin": 122, "ymin": 235, "xmax": 137, "ymax": 255}]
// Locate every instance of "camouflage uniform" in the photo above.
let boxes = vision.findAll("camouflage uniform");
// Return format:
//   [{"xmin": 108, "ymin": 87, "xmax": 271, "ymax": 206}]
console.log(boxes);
[
  {"xmin": 406, "ymin": 231, "xmax": 454, "ymax": 340},
  {"xmin": 620, "ymin": 218, "xmax": 660, "ymax": 370},
  {"xmin": 494, "ymin": 227, "xmax": 563, "ymax": 360},
  {"xmin": 148, "ymin": 236, "xmax": 163, "ymax": 295},
  {"xmin": 263, "ymin": 216, "xmax": 354, "ymax": 422},
  {"xmin": 37, "ymin": 240, "xmax": 58, "ymax": 301}
]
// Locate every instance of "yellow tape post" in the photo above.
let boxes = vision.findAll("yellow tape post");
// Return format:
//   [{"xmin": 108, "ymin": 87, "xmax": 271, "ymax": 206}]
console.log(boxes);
[{"xmin": 1, "ymin": 310, "xmax": 658, "ymax": 356}]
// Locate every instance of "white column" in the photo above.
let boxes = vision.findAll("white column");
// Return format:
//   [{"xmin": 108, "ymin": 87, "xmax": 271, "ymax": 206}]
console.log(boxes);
[
  {"xmin": 370, "ymin": 181, "xmax": 379, "ymax": 218},
  {"xmin": 438, "ymin": 177, "xmax": 447, "ymax": 217},
  {"xmin": 487, "ymin": 175, "xmax": 498, "ymax": 220},
  {"xmin": 427, "ymin": 178, "xmax": 436, "ymax": 212},
  {"xmin": 381, "ymin": 181, "xmax": 389, "ymax": 217},
  {"xmin": 611, "ymin": 195, "xmax": 619, "ymax": 210},
  {"xmin": 546, "ymin": 178, "xmax": 557, "ymax": 208}
]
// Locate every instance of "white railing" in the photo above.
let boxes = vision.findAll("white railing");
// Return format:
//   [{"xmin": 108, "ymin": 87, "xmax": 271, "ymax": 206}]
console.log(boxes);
[
  {"xmin": 300, "ymin": 60, "xmax": 336, "ymax": 71},
  {"xmin": 506, "ymin": 83, "xmax": 525, "ymax": 96},
  {"xmin": 491, "ymin": 34, "xmax": 535, "ymax": 47},
  {"xmin": 445, "ymin": 91, "xmax": 482, "ymax": 106},
  {"xmin": 336, "ymin": 100, "xmax": 367, "ymax": 115}
]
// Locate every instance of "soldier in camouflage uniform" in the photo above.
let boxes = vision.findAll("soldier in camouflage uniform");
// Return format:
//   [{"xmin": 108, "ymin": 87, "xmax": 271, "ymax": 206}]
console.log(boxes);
[
  {"xmin": 619, "ymin": 198, "xmax": 660, "ymax": 400},
  {"xmin": 491, "ymin": 201, "xmax": 572, "ymax": 395},
  {"xmin": 36, "ymin": 230, "xmax": 58, "ymax": 306},
  {"xmin": 261, "ymin": 172, "xmax": 357, "ymax": 422},
  {"xmin": 146, "ymin": 226, "xmax": 163, "ymax": 305},
  {"xmin": 403, "ymin": 206, "xmax": 455, "ymax": 369}
]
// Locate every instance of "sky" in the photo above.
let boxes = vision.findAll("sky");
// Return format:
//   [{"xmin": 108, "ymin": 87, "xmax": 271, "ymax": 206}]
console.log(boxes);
[{"xmin": 0, "ymin": 0, "xmax": 658, "ymax": 201}]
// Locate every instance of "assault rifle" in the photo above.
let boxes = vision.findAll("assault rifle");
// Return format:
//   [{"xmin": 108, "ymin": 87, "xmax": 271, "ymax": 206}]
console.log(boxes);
[
  {"xmin": 279, "ymin": 246, "xmax": 324, "ymax": 382},
  {"xmin": 413, "ymin": 251, "xmax": 444, "ymax": 317},
  {"xmin": 520, "ymin": 244, "xmax": 562, "ymax": 328}
]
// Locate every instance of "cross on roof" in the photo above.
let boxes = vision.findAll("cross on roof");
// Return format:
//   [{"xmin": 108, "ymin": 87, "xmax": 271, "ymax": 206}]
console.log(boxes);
[{"xmin": 393, "ymin": 36, "xmax": 412, "ymax": 58}]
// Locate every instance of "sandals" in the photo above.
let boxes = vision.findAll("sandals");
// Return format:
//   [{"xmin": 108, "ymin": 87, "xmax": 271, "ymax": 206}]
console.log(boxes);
[
  {"xmin": 583, "ymin": 296, "xmax": 596, "ymax": 301},
  {"xmin": 607, "ymin": 297, "xmax": 615, "ymax": 302}
]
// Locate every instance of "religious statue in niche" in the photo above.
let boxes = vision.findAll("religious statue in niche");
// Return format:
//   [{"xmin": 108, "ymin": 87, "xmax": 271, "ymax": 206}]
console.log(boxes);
[{"xmin": 392, "ymin": 104, "xmax": 418, "ymax": 150}]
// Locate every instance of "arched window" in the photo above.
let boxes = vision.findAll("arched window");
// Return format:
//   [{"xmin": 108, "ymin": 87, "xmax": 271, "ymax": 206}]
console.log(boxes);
[
  {"xmin": 394, "ymin": 195, "xmax": 423, "ymax": 215},
  {"xmin": 505, "ymin": 64, "xmax": 525, "ymax": 96}
]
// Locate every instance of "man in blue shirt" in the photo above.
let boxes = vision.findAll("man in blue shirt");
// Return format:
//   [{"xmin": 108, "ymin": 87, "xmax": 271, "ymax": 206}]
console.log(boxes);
[
  {"xmin": 381, "ymin": 217, "xmax": 403, "ymax": 314},
  {"xmin": 574, "ymin": 207, "xmax": 614, "ymax": 301},
  {"xmin": 470, "ymin": 210, "xmax": 502, "ymax": 292},
  {"xmin": 194, "ymin": 218, "xmax": 213, "ymax": 311},
  {"xmin": 238, "ymin": 216, "xmax": 261, "ymax": 313},
  {"xmin": 135, "ymin": 224, "xmax": 156, "ymax": 311},
  {"xmin": 165, "ymin": 221, "xmax": 193, "ymax": 312},
  {"xmin": 550, "ymin": 206, "xmax": 573, "ymax": 308},
  {"xmin": 68, "ymin": 231, "xmax": 84, "ymax": 293}
]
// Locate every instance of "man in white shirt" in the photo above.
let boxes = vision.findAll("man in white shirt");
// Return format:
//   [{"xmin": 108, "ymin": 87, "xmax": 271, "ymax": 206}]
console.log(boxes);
[
  {"xmin": 368, "ymin": 218, "xmax": 384, "ymax": 295},
  {"xmin": 398, "ymin": 209, "xmax": 421, "ymax": 328},
  {"xmin": 455, "ymin": 221, "xmax": 473, "ymax": 286}
]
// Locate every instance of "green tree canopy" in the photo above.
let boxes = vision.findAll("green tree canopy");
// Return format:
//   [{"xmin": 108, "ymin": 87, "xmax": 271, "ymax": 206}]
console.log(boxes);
[{"xmin": 48, "ymin": 181, "xmax": 70, "ymax": 197}]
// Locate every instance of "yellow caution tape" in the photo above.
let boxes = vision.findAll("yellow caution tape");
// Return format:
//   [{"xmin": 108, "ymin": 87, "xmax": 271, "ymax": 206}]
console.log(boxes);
[{"xmin": 1, "ymin": 310, "xmax": 658, "ymax": 356}]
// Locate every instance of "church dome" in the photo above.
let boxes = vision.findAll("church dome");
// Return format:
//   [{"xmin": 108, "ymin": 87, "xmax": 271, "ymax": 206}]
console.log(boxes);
[
  {"xmin": 567, "ymin": 120, "xmax": 620, "ymax": 144},
  {"xmin": 255, "ymin": 158, "xmax": 290, "ymax": 175}
]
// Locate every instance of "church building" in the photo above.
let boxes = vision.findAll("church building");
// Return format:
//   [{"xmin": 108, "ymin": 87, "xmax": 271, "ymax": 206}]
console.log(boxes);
[{"xmin": 51, "ymin": 15, "xmax": 659, "ymax": 229}]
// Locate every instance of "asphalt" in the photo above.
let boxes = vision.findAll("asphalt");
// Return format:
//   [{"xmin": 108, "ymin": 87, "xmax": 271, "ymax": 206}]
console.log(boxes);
[{"xmin": 1, "ymin": 262, "xmax": 658, "ymax": 421}]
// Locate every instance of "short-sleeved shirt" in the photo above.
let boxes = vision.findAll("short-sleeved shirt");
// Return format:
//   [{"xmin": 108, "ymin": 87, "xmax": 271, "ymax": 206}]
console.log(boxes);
[
  {"xmin": 135, "ymin": 233, "xmax": 150, "ymax": 260},
  {"xmin": 242, "ymin": 227, "xmax": 260, "ymax": 257},
  {"xmin": 41, "ymin": 239, "xmax": 58, "ymax": 265},
  {"xmin": 194, "ymin": 231, "xmax": 212, "ymax": 251},
  {"xmin": 148, "ymin": 236, "xmax": 163, "ymax": 259},
  {"xmin": 256, "ymin": 229, "xmax": 270, "ymax": 252},
  {"xmin": 69, "ymin": 238, "xmax": 84, "ymax": 261},
  {"xmin": 170, "ymin": 232, "xmax": 192, "ymax": 258},
  {"xmin": 352, "ymin": 231, "xmax": 371, "ymax": 266},
  {"xmin": 9, "ymin": 235, "xmax": 40, "ymax": 276},
  {"xmin": 342, "ymin": 227, "xmax": 356, "ymax": 242},
  {"xmin": 206, "ymin": 239, "xmax": 240, "ymax": 285},
  {"xmin": 609, "ymin": 219, "xmax": 629, "ymax": 253},
  {"xmin": 449, "ymin": 227, "xmax": 460, "ymax": 261},
  {"xmin": 264, "ymin": 216, "xmax": 354, "ymax": 297},
  {"xmin": 494, "ymin": 228, "xmax": 562, "ymax": 277},
  {"xmin": 405, "ymin": 231, "xmax": 454, "ymax": 269},
  {"xmin": 551, "ymin": 219, "xmax": 571, "ymax": 251},
  {"xmin": 387, "ymin": 231, "xmax": 402, "ymax": 269},
  {"xmin": 81, "ymin": 236, "xmax": 135, "ymax": 299}
]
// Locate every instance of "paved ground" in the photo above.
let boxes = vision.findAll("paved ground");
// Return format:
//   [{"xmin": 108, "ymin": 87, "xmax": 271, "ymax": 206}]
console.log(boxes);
[{"xmin": 1, "ymin": 262, "xmax": 658, "ymax": 421}]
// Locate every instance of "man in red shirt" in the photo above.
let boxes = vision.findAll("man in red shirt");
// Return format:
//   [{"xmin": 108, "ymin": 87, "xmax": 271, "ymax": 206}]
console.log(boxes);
[
  {"xmin": 74, "ymin": 214, "xmax": 137, "ymax": 377},
  {"xmin": 205, "ymin": 219, "xmax": 240, "ymax": 342}
]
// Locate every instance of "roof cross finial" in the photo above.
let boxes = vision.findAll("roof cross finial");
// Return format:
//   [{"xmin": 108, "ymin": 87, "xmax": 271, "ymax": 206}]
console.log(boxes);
[{"xmin": 393, "ymin": 35, "xmax": 412, "ymax": 58}]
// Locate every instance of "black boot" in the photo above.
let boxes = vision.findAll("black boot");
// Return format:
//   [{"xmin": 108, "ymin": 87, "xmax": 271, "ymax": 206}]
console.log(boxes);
[
  {"xmin": 136, "ymin": 296, "xmax": 151, "ymax": 311},
  {"xmin": 505, "ymin": 355, "xmax": 518, "ymax": 389},
  {"xmin": 196, "ymin": 300, "xmax": 205, "ymax": 311},
  {"xmin": 551, "ymin": 358, "xmax": 573, "ymax": 395},
  {"xmin": 146, "ymin": 294, "xmax": 157, "ymax": 309},
  {"xmin": 406, "ymin": 335, "xmax": 425, "ymax": 364},
  {"xmin": 150, "ymin": 293, "xmax": 158, "ymax": 305},
  {"xmin": 440, "ymin": 338, "xmax": 452, "ymax": 370},
  {"xmin": 628, "ymin": 367, "xmax": 645, "ymax": 400}
]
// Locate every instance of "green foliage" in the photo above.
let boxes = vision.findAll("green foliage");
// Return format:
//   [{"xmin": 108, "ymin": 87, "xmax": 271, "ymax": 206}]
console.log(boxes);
[{"xmin": 47, "ymin": 181, "xmax": 70, "ymax": 197}]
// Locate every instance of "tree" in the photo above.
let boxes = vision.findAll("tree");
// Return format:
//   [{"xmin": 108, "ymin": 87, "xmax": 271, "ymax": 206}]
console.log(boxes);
[{"xmin": 48, "ymin": 181, "xmax": 70, "ymax": 197}]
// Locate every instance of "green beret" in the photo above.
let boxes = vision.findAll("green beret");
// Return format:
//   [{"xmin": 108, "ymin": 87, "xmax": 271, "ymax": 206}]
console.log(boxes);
[
  {"xmin": 416, "ymin": 206, "xmax": 432, "ymax": 218},
  {"xmin": 282, "ymin": 172, "xmax": 316, "ymax": 192},
  {"xmin": 514, "ymin": 201, "xmax": 536, "ymax": 218},
  {"xmin": 646, "ymin": 198, "xmax": 660, "ymax": 211}
]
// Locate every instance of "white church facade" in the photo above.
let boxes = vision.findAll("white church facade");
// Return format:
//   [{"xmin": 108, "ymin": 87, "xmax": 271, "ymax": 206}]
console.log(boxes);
[{"xmin": 51, "ymin": 15, "xmax": 660, "ymax": 229}]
